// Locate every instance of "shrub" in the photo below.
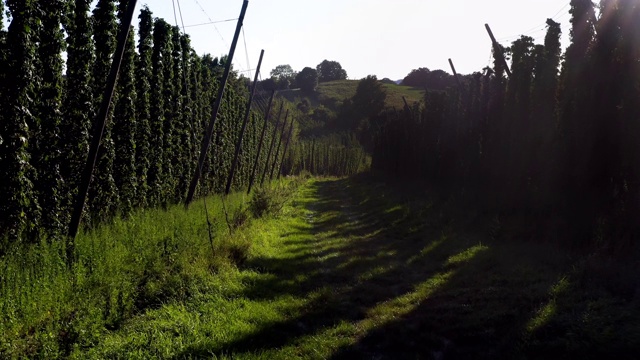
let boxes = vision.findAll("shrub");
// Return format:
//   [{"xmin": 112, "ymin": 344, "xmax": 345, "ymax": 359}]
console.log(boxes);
[{"xmin": 249, "ymin": 187, "xmax": 288, "ymax": 218}]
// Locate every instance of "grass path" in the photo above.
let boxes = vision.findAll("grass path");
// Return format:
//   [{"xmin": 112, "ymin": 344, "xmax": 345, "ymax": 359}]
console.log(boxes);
[{"xmin": 79, "ymin": 177, "xmax": 640, "ymax": 359}]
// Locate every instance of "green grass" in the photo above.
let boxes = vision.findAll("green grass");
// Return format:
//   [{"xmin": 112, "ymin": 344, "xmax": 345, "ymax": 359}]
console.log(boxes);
[
  {"xmin": 3, "ymin": 175, "xmax": 640, "ymax": 358},
  {"xmin": 381, "ymin": 83, "xmax": 425, "ymax": 109},
  {"xmin": 315, "ymin": 80, "xmax": 424, "ymax": 111},
  {"xmin": 0, "ymin": 179, "xmax": 302, "ymax": 358}
]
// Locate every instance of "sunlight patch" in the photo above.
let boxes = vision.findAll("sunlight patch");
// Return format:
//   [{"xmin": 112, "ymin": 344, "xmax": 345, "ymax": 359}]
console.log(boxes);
[
  {"xmin": 384, "ymin": 205, "xmax": 404, "ymax": 214},
  {"xmin": 526, "ymin": 275, "xmax": 571, "ymax": 333},
  {"xmin": 407, "ymin": 238, "xmax": 445, "ymax": 264},
  {"xmin": 358, "ymin": 265, "xmax": 394, "ymax": 282},
  {"xmin": 446, "ymin": 244, "xmax": 488, "ymax": 266},
  {"xmin": 364, "ymin": 270, "xmax": 455, "ymax": 324},
  {"xmin": 527, "ymin": 301, "xmax": 557, "ymax": 333},
  {"xmin": 551, "ymin": 276, "xmax": 570, "ymax": 295}
]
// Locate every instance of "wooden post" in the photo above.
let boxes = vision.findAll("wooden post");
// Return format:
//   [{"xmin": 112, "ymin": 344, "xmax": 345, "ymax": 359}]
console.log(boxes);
[
  {"xmin": 448, "ymin": 58, "xmax": 463, "ymax": 91},
  {"xmin": 260, "ymin": 105, "xmax": 285, "ymax": 185},
  {"xmin": 277, "ymin": 118, "xmax": 295, "ymax": 179},
  {"xmin": 402, "ymin": 96, "xmax": 410, "ymax": 110},
  {"xmin": 484, "ymin": 24, "xmax": 512, "ymax": 78},
  {"xmin": 269, "ymin": 111, "xmax": 291, "ymax": 180},
  {"xmin": 68, "ymin": 0, "xmax": 138, "ymax": 243},
  {"xmin": 247, "ymin": 89, "xmax": 275, "ymax": 194},
  {"xmin": 225, "ymin": 49, "xmax": 264, "ymax": 195},
  {"xmin": 185, "ymin": 0, "xmax": 249, "ymax": 207},
  {"xmin": 310, "ymin": 138, "xmax": 316, "ymax": 174}
]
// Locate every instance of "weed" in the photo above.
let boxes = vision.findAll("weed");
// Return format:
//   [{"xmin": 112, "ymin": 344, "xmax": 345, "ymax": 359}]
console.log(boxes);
[{"xmin": 249, "ymin": 186, "xmax": 289, "ymax": 218}]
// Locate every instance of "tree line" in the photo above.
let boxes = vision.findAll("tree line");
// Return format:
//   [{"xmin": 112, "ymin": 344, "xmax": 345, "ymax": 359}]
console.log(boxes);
[
  {"xmin": 262, "ymin": 60, "xmax": 348, "ymax": 93},
  {"xmin": 372, "ymin": 0, "xmax": 640, "ymax": 250},
  {"xmin": 0, "ymin": 0, "xmax": 290, "ymax": 247}
]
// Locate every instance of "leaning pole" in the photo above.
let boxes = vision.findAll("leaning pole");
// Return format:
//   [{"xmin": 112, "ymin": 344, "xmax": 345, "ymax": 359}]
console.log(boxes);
[{"xmin": 185, "ymin": 0, "xmax": 250, "ymax": 207}]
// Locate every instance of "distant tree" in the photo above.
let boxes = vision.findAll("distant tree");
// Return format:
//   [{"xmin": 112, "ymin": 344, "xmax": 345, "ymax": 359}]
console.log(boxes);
[
  {"xmin": 270, "ymin": 64, "xmax": 296, "ymax": 89},
  {"xmin": 380, "ymin": 78, "xmax": 396, "ymax": 85},
  {"xmin": 270, "ymin": 64, "xmax": 294, "ymax": 78},
  {"xmin": 260, "ymin": 77, "xmax": 277, "ymax": 92},
  {"xmin": 337, "ymin": 75, "xmax": 387, "ymax": 151},
  {"xmin": 296, "ymin": 67, "xmax": 318, "ymax": 93},
  {"xmin": 401, "ymin": 67, "xmax": 430, "ymax": 87},
  {"xmin": 426, "ymin": 70, "xmax": 457, "ymax": 90},
  {"xmin": 352, "ymin": 75, "xmax": 387, "ymax": 120},
  {"xmin": 316, "ymin": 60, "xmax": 347, "ymax": 82},
  {"xmin": 401, "ymin": 68, "xmax": 456, "ymax": 90}
]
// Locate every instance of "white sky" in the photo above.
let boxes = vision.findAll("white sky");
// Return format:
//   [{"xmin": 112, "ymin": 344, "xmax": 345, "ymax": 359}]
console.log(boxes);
[{"xmin": 132, "ymin": 0, "xmax": 572, "ymax": 80}]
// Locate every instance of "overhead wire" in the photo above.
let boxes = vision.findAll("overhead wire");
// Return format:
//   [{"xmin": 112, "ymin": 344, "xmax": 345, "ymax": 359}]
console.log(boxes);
[
  {"xmin": 171, "ymin": 0, "xmax": 180, "ymax": 31},
  {"xmin": 190, "ymin": 0, "xmax": 248, "ymax": 77},
  {"xmin": 242, "ymin": 27, "xmax": 252, "ymax": 79},
  {"xmin": 495, "ymin": 1, "xmax": 571, "ymax": 42},
  {"xmin": 176, "ymin": 0, "xmax": 187, "ymax": 33},
  {"xmin": 184, "ymin": 18, "xmax": 238, "ymax": 29},
  {"xmin": 192, "ymin": 0, "xmax": 227, "ymax": 46}
]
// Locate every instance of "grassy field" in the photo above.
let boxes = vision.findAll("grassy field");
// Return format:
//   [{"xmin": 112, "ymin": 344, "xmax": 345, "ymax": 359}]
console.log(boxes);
[
  {"xmin": 316, "ymin": 80, "xmax": 424, "ymax": 110},
  {"xmin": 3, "ymin": 175, "xmax": 639, "ymax": 358}
]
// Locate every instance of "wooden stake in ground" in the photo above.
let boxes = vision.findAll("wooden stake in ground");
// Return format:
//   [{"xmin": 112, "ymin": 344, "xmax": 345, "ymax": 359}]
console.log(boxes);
[
  {"xmin": 261, "ymin": 107, "xmax": 286, "ymax": 186},
  {"xmin": 68, "ymin": 0, "xmax": 138, "ymax": 250},
  {"xmin": 277, "ymin": 118, "xmax": 295, "ymax": 179},
  {"xmin": 225, "ymin": 49, "xmax": 264, "ymax": 195},
  {"xmin": 185, "ymin": 0, "xmax": 250, "ymax": 207},
  {"xmin": 247, "ymin": 90, "xmax": 275, "ymax": 194},
  {"xmin": 484, "ymin": 24, "xmax": 512, "ymax": 78},
  {"xmin": 269, "ymin": 111, "xmax": 291, "ymax": 181}
]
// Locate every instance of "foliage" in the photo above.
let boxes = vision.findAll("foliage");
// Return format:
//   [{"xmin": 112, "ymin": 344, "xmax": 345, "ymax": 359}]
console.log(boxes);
[
  {"xmin": 248, "ymin": 186, "xmax": 287, "ymax": 218},
  {"xmin": 0, "ymin": 187, "xmax": 257, "ymax": 358},
  {"xmin": 316, "ymin": 59, "xmax": 347, "ymax": 82},
  {"xmin": 88, "ymin": 0, "xmax": 119, "ymax": 224},
  {"xmin": 270, "ymin": 64, "xmax": 297, "ymax": 90},
  {"xmin": 61, "ymin": 0, "xmax": 94, "ymax": 224},
  {"xmin": 0, "ymin": 3, "xmax": 290, "ymax": 246},
  {"xmin": 34, "ymin": 0, "xmax": 66, "ymax": 236},
  {"xmin": 112, "ymin": 0, "xmax": 138, "ymax": 217},
  {"xmin": 373, "ymin": 6, "xmax": 640, "ymax": 251},
  {"xmin": 401, "ymin": 67, "xmax": 457, "ymax": 90},
  {"xmin": 296, "ymin": 66, "xmax": 319, "ymax": 94},
  {"xmin": 283, "ymin": 135, "xmax": 369, "ymax": 177},
  {"xmin": 351, "ymin": 75, "xmax": 387, "ymax": 120},
  {"xmin": 133, "ymin": 6, "xmax": 153, "ymax": 208},
  {"xmin": 0, "ymin": 0, "xmax": 39, "ymax": 242},
  {"xmin": 5, "ymin": 177, "xmax": 638, "ymax": 358}
]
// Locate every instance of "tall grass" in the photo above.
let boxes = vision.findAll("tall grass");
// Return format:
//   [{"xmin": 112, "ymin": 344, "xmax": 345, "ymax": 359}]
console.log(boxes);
[{"xmin": 0, "ymin": 178, "xmax": 302, "ymax": 358}]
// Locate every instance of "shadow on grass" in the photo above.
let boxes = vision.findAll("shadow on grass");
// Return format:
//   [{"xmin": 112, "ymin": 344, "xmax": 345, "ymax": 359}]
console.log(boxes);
[{"xmin": 176, "ymin": 176, "xmax": 640, "ymax": 359}]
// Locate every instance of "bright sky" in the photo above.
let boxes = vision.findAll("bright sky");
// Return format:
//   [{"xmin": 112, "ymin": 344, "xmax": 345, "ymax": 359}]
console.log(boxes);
[{"xmin": 132, "ymin": 0, "xmax": 572, "ymax": 81}]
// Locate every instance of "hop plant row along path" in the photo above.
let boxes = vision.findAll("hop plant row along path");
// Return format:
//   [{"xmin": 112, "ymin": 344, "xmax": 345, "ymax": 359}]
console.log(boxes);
[{"xmin": 77, "ymin": 176, "xmax": 639, "ymax": 359}]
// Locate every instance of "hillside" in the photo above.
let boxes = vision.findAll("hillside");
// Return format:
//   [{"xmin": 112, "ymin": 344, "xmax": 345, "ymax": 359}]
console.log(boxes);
[
  {"xmin": 278, "ymin": 80, "xmax": 425, "ymax": 112},
  {"xmin": 317, "ymin": 80, "xmax": 424, "ymax": 110},
  {"xmin": 275, "ymin": 80, "xmax": 426, "ymax": 140}
]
